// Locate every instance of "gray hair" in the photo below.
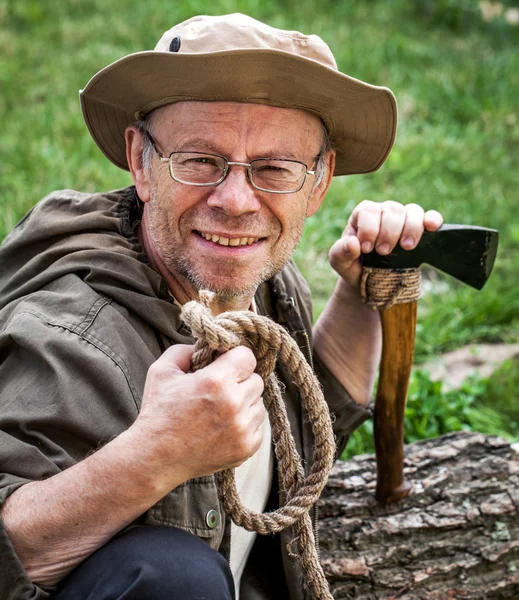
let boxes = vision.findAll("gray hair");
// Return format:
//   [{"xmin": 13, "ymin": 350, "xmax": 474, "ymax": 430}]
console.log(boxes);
[
  {"xmin": 314, "ymin": 121, "xmax": 333, "ymax": 189},
  {"xmin": 135, "ymin": 117, "xmax": 155, "ymax": 174},
  {"xmin": 135, "ymin": 112, "xmax": 334, "ymax": 188}
]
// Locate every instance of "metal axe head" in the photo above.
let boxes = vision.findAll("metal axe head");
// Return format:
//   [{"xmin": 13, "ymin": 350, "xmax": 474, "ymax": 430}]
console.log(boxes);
[{"xmin": 361, "ymin": 224, "xmax": 499, "ymax": 290}]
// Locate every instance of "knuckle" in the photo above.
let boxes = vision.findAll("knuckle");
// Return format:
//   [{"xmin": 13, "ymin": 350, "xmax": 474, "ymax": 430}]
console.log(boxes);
[
  {"xmin": 229, "ymin": 417, "xmax": 244, "ymax": 438},
  {"xmin": 198, "ymin": 370, "xmax": 227, "ymax": 397},
  {"xmin": 383, "ymin": 200, "xmax": 405, "ymax": 214},
  {"xmin": 358, "ymin": 199, "xmax": 379, "ymax": 214},
  {"xmin": 147, "ymin": 359, "xmax": 166, "ymax": 381}
]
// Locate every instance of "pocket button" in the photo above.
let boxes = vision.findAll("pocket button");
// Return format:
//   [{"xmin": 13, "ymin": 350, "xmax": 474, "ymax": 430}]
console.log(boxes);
[{"xmin": 205, "ymin": 509, "xmax": 220, "ymax": 529}]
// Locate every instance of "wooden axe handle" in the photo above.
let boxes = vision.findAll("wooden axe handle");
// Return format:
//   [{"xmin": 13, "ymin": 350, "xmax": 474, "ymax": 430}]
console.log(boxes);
[{"xmin": 374, "ymin": 301, "xmax": 416, "ymax": 504}]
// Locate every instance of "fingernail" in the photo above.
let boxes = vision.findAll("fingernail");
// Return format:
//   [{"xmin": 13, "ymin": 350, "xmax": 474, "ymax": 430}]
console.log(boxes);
[
  {"xmin": 361, "ymin": 241, "xmax": 372, "ymax": 253},
  {"xmin": 402, "ymin": 236, "xmax": 415, "ymax": 249},
  {"xmin": 377, "ymin": 243, "xmax": 390, "ymax": 254}
]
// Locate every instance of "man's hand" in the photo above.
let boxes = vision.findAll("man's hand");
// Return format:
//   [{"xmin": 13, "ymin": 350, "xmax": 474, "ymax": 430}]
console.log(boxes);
[
  {"xmin": 131, "ymin": 344, "xmax": 266, "ymax": 484},
  {"xmin": 328, "ymin": 200, "xmax": 443, "ymax": 290},
  {"xmin": 2, "ymin": 344, "xmax": 265, "ymax": 587},
  {"xmin": 314, "ymin": 200, "xmax": 443, "ymax": 407}
]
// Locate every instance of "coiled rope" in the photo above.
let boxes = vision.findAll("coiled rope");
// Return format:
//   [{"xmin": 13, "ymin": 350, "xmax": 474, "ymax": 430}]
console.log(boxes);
[{"xmin": 181, "ymin": 290, "xmax": 336, "ymax": 600}]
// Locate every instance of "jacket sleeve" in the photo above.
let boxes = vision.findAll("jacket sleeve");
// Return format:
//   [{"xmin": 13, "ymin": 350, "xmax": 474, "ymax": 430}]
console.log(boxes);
[
  {"xmin": 312, "ymin": 352, "xmax": 373, "ymax": 456},
  {"xmin": 0, "ymin": 309, "xmax": 140, "ymax": 598}
]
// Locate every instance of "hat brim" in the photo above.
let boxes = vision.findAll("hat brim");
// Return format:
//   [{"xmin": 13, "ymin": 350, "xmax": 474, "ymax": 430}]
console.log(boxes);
[{"xmin": 80, "ymin": 49, "xmax": 397, "ymax": 176}]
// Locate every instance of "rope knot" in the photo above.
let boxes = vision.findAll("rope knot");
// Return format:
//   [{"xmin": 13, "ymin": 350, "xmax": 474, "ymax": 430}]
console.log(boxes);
[
  {"xmin": 179, "ymin": 291, "xmax": 336, "ymax": 599},
  {"xmin": 181, "ymin": 294, "xmax": 282, "ymax": 379}
]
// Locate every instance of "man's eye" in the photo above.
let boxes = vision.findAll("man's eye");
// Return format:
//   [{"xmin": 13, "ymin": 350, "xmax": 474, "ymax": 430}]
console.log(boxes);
[
  {"xmin": 256, "ymin": 164, "xmax": 288, "ymax": 173},
  {"xmin": 186, "ymin": 156, "xmax": 218, "ymax": 166}
]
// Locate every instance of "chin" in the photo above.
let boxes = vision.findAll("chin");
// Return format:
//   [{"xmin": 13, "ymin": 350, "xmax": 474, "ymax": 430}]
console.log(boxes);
[
  {"xmin": 195, "ymin": 278, "xmax": 260, "ymax": 299},
  {"xmin": 165, "ymin": 251, "xmax": 291, "ymax": 301},
  {"xmin": 183, "ymin": 266, "xmax": 270, "ymax": 299}
]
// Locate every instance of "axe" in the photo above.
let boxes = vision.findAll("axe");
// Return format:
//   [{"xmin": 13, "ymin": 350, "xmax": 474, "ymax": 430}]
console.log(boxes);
[{"xmin": 360, "ymin": 224, "xmax": 498, "ymax": 504}]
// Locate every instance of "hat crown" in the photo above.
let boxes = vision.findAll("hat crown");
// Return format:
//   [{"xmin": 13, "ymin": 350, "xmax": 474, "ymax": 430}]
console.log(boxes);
[{"xmin": 154, "ymin": 13, "xmax": 338, "ymax": 71}]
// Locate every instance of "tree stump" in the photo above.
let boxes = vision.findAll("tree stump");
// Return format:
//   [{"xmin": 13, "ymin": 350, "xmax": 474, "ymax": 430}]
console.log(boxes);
[{"xmin": 319, "ymin": 431, "xmax": 519, "ymax": 599}]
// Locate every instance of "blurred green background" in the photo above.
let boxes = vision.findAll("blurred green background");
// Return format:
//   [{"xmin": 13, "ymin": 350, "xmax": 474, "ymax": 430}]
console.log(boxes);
[{"xmin": 1, "ymin": 0, "xmax": 518, "ymax": 456}]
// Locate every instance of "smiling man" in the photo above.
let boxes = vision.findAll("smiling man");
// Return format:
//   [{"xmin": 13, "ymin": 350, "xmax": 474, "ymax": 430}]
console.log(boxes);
[
  {"xmin": 0, "ymin": 14, "xmax": 442, "ymax": 600},
  {"xmin": 131, "ymin": 101, "xmax": 330, "ymax": 313}
]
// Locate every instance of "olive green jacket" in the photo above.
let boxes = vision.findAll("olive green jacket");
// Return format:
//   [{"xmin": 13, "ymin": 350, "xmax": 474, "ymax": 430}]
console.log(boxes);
[{"xmin": 0, "ymin": 187, "xmax": 372, "ymax": 600}]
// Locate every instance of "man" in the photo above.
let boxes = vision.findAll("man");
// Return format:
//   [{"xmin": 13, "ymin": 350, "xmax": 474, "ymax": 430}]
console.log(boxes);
[{"xmin": 0, "ymin": 13, "xmax": 442, "ymax": 600}]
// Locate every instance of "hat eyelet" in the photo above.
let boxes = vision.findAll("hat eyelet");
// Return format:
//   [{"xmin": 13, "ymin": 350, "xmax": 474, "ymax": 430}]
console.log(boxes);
[{"xmin": 169, "ymin": 36, "xmax": 181, "ymax": 52}]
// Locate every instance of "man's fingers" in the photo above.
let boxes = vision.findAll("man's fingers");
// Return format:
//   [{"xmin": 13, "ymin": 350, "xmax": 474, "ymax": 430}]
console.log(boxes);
[
  {"xmin": 424, "ymin": 209, "xmax": 443, "ymax": 231},
  {"xmin": 400, "ymin": 207, "xmax": 442, "ymax": 248},
  {"xmin": 158, "ymin": 344, "xmax": 258, "ymax": 385},
  {"xmin": 330, "ymin": 235, "xmax": 360, "ymax": 265},
  {"xmin": 159, "ymin": 344, "xmax": 196, "ymax": 374},
  {"xmin": 332, "ymin": 201, "xmax": 445, "ymax": 291},
  {"xmin": 399, "ymin": 203, "xmax": 425, "ymax": 250},
  {"xmin": 239, "ymin": 372, "xmax": 265, "ymax": 408},
  {"xmin": 350, "ymin": 201, "xmax": 382, "ymax": 253},
  {"xmin": 248, "ymin": 391, "xmax": 267, "ymax": 430},
  {"xmin": 209, "ymin": 345, "xmax": 257, "ymax": 383},
  {"xmin": 376, "ymin": 201, "xmax": 407, "ymax": 254},
  {"xmin": 328, "ymin": 236, "xmax": 363, "ymax": 288},
  {"xmin": 350, "ymin": 201, "xmax": 443, "ymax": 255}
]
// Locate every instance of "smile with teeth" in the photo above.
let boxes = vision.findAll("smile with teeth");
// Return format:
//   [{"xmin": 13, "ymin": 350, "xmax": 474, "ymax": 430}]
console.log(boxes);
[{"xmin": 197, "ymin": 231, "xmax": 260, "ymax": 247}]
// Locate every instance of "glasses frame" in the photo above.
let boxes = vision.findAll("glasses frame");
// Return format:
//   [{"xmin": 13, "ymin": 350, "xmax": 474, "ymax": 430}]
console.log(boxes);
[{"xmin": 144, "ymin": 131, "xmax": 317, "ymax": 194}]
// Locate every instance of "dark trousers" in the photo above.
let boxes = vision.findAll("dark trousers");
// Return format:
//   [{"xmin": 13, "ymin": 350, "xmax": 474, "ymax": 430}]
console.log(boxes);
[{"xmin": 52, "ymin": 525, "xmax": 235, "ymax": 599}]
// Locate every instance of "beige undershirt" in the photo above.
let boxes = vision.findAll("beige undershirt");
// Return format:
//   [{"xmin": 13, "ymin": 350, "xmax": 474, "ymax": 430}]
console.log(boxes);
[
  {"xmin": 171, "ymin": 293, "xmax": 274, "ymax": 596},
  {"xmin": 231, "ymin": 411, "xmax": 273, "ymax": 597}
]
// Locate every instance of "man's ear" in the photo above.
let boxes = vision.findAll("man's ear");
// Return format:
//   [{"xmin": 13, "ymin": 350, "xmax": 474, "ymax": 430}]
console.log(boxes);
[
  {"xmin": 125, "ymin": 126, "xmax": 151, "ymax": 203},
  {"xmin": 306, "ymin": 149, "xmax": 336, "ymax": 217}
]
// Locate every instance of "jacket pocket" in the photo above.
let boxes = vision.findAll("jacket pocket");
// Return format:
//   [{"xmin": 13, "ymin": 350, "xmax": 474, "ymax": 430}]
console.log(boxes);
[{"xmin": 144, "ymin": 475, "xmax": 224, "ymax": 550}]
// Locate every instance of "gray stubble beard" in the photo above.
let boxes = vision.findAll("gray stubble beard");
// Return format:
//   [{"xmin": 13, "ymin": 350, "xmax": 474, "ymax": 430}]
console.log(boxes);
[{"xmin": 145, "ymin": 180, "xmax": 307, "ymax": 302}]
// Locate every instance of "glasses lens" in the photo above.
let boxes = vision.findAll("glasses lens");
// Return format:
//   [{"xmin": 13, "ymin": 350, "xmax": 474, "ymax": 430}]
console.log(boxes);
[
  {"xmin": 170, "ymin": 153, "xmax": 226, "ymax": 185},
  {"xmin": 251, "ymin": 159, "xmax": 306, "ymax": 192}
]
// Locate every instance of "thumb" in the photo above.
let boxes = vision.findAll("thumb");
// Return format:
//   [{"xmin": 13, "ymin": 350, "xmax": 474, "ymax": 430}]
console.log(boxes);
[
  {"xmin": 329, "ymin": 235, "xmax": 363, "ymax": 288},
  {"xmin": 160, "ymin": 344, "xmax": 196, "ymax": 375}
]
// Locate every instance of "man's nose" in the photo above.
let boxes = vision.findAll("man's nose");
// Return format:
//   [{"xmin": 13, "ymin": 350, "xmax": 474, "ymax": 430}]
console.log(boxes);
[{"xmin": 206, "ymin": 165, "xmax": 262, "ymax": 216}]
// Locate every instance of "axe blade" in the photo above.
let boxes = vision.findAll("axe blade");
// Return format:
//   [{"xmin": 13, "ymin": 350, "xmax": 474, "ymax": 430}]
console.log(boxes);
[{"xmin": 361, "ymin": 224, "xmax": 499, "ymax": 290}]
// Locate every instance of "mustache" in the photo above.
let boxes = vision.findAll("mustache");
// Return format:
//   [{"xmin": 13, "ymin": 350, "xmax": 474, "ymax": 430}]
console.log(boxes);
[{"xmin": 185, "ymin": 210, "xmax": 279, "ymax": 235}]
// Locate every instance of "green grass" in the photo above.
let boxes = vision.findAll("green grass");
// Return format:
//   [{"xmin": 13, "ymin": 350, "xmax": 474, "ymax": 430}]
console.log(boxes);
[
  {"xmin": 343, "ymin": 362, "xmax": 519, "ymax": 460},
  {"xmin": 1, "ymin": 0, "xmax": 518, "ymax": 451}
]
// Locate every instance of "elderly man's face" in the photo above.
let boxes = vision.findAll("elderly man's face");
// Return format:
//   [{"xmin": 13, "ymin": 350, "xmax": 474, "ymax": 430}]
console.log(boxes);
[{"xmin": 132, "ymin": 101, "xmax": 332, "ymax": 302}]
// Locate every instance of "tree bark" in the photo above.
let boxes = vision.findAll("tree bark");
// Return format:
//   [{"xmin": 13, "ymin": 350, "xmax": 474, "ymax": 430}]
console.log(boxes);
[{"xmin": 319, "ymin": 431, "xmax": 519, "ymax": 599}]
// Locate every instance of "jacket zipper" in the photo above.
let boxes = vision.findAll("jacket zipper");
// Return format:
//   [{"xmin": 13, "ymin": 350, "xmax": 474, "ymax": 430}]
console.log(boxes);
[
  {"xmin": 314, "ymin": 503, "xmax": 320, "ymax": 560},
  {"xmin": 299, "ymin": 330, "xmax": 314, "ymax": 371}
]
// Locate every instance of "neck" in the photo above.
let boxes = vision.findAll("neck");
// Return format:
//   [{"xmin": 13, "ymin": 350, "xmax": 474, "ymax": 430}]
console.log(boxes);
[{"xmin": 136, "ymin": 206, "xmax": 255, "ymax": 315}]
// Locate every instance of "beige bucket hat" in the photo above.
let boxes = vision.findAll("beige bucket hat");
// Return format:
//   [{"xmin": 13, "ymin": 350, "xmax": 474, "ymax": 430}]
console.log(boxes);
[{"xmin": 80, "ymin": 13, "xmax": 397, "ymax": 176}]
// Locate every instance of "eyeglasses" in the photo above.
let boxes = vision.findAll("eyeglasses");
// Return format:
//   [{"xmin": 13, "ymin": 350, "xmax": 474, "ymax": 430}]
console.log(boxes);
[{"xmin": 144, "ymin": 131, "xmax": 317, "ymax": 194}]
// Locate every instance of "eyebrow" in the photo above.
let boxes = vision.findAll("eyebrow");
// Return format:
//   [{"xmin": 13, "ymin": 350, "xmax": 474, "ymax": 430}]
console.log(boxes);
[
  {"xmin": 172, "ymin": 137, "xmax": 306, "ymax": 161},
  {"xmin": 174, "ymin": 138, "xmax": 225, "ymax": 155}
]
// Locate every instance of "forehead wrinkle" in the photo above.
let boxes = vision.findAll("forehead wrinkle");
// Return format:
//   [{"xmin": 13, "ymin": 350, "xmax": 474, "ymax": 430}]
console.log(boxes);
[
  {"xmin": 155, "ymin": 102, "xmax": 322, "ymax": 160},
  {"xmin": 173, "ymin": 136, "xmax": 230, "ymax": 155},
  {"xmin": 245, "ymin": 117, "xmax": 323, "ymax": 161}
]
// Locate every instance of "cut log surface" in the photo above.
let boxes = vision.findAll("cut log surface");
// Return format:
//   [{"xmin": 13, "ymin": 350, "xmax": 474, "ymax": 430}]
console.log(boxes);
[{"xmin": 319, "ymin": 432, "xmax": 519, "ymax": 599}]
